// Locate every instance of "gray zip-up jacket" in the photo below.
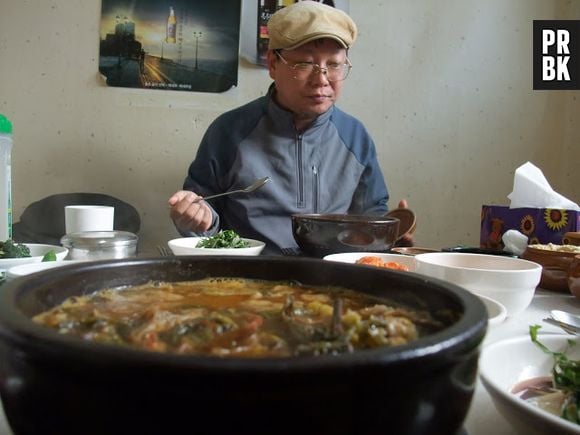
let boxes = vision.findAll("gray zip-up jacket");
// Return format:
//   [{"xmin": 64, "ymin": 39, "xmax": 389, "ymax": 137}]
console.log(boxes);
[{"xmin": 182, "ymin": 86, "xmax": 389, "ymax": 254}]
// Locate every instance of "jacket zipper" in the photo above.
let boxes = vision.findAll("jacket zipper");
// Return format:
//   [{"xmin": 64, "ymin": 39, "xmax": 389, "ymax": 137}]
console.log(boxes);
[
  {"xmin": 296, "ymin": 133, "xmax": 304, "ymax": 208},
  {"xmin": 312, "ymin": 165, "xmax": 319, "ymax": 213}
]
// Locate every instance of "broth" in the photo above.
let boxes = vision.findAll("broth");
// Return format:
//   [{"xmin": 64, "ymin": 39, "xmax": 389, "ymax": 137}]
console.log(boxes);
[{"xmin": 33, "ymin": 278, "xmax": 441, "ymax": 358}]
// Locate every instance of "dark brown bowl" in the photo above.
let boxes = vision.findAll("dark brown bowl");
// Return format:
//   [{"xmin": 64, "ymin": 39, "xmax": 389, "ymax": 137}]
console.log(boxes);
[
  {"xmin": 385, "ymin": 208, "xmax": 417, "ymax": 236},
  {"xmin": 569, "ymin": 255, "xmax": 580, "ymax": 298},
  {"xmin": 522, "ymin": 245, "xmax": 580, "ymax": 293},
  {"xmin": 291, "ymin": 214, "xmax": 400, "ymax": 257},
  {"xmin": 563, "ymin": 232, "xmax": 580, "ymax": 246},
  {"xmin": 0, "ymin": 256, "xmax": 486, "ymax": 435}
]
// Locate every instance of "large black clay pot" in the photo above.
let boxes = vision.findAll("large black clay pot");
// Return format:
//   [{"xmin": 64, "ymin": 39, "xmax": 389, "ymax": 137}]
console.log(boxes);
[{"xmin": 0, "ymin": 256, "xmax": 487, "ymax": 435}]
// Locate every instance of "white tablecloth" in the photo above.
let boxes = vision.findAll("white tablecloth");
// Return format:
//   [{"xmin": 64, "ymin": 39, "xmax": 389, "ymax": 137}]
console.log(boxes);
[{"xmin": 0, "ymin": 288, "xmax": 577, "ymax": 435}]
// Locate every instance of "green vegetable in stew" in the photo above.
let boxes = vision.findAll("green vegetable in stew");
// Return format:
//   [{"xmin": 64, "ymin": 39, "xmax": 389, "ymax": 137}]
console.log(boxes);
[
  {"xmin": 197, "ymin": 230, "xmax": 249, "ymax": 249},
  {"xmin": 0, "ymin": 239, "xmax": 31, "ymax": 259},
  {"xmin": 530, "ymin": 324, "xmax": 580, "ymax": 423}
]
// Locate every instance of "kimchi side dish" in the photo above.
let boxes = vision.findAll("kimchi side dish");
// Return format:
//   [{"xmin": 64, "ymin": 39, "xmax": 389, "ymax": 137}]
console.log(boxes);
[
  {"xmin": 355, "ymin": 256, "xmax": 410, "ymax": 271},
  {"xmin": 33, "ymin": 278, "xmax": 441, "ymax": 358}
]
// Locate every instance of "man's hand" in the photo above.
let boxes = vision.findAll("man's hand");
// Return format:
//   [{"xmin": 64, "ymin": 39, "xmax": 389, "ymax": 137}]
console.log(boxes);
[{"xmin": 168, "ymin": 191, "xmax": 214, "ymax": 233}]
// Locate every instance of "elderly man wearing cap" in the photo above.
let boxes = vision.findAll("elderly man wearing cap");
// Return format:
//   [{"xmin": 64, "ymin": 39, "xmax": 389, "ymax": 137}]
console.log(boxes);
[{"xmin": 169, "ymin": 2, "xmax": 411, "ymax": 254}]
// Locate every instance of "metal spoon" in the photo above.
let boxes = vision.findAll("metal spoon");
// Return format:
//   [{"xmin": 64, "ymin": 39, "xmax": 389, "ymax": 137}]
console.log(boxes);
[
  {"xmin": 550, "ymin": 310, "xmax": 580, "ymax": 329},
  {"xmin": 542, "ymin": 317, "xmax": 580, "ymax": 336},
  {"xmin": 192, "ymin": 177, "xmax": 271, "ymax": 203}
]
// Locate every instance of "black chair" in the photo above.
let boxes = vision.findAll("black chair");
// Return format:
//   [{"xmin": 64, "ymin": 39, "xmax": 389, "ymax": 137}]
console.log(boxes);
[{"xmin": 12, "ymin": 193, "xmax": 141, "ymax": 245}]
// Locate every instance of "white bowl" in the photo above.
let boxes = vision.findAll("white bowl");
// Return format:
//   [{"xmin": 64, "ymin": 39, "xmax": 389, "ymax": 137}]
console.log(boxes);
[
  {"xmin": 476, "ymin": 294, "xmax": 507, "ymax": 326},
  {"xmin": 480, "ymin": 334, "xmax": 580, "ymax": 435},
  {"xmin": 414, "ymin": 252, "xmax": 541, "ymax": 316},
  {"xmin": 167, "ymin": 237, "xmax": 265, "ymax": 256},
  {"xmin": 323, "ymin": 252, "xmax": 416, "ymax": 271},
  {"xmin": 0, "ymin": 243, "xmax": 68, "ymax": 272}
]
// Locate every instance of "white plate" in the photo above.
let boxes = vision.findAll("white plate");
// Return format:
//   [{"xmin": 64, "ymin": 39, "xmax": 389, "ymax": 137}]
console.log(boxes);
[
  {"xmin": 323, "ymin": 252, "xmax": 416, "ymax": 271},
  {"xmin": 167, "ymin": 237, "xmax": 265, "ymax": 256},
  {"xmin": 476, "ymin": 294, "xmax": 507, "ymax": 326},
  {"xmin": 0, "ymin": 243, "xmax": 68, "ymax": 272},
  {"xmin": 480, "ymin": 334, "xmax": 580, "ymax": 435},
  {"xmin": 6, "ymin": 260, "xmax": 83, "ymax": 278}
]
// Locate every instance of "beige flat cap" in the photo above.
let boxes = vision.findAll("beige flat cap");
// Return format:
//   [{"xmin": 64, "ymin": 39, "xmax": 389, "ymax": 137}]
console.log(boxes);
[{"xmin": 268, "ymin": 2, "xmax": 358, "ymax": 50}]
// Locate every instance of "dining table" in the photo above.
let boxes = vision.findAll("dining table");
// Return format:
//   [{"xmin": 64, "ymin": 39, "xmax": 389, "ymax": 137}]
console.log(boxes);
[
  {"xmin": 465, "ymin": 287, "xmax": 580, "ymax": 435},
  {"xmin": 0, "ymin": 273, "xmax": 577, "ymax": 435}
]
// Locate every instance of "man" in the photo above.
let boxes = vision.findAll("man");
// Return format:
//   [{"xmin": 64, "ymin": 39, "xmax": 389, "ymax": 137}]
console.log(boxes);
[{"xmin": 169, "ymin": 1, "xmax": 410, "ymax": 254}]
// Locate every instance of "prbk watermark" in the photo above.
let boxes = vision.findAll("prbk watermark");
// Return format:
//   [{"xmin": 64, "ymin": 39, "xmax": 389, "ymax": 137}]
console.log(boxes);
[{"xmin": 533, "ymin": 20, "xmax": 579, "ymax": 90}]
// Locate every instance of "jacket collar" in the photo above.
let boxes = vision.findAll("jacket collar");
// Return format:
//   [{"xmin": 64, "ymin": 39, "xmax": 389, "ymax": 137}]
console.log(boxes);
[{"xmin": 266, "ymin": 83, "xmax": 334, "ymax": 133}]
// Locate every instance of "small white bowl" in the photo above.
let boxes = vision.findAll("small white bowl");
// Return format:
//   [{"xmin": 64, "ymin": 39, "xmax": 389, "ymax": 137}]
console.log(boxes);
[
  {"xmin": 167, "ymin": 237, "xmax": 265, "ymax": 256},
  {"xmin": 414, "ymin": 252, "xmax": 541, "ymax": 316},
  {"xmin": 0, "ymin": 243, "xmax": 68, "ymax": 272},
  {"xmin": 323, "ymin": 252, "xmax": 416, "ymax": 271},
  {"xmin": 480, "ymin": 334, "xmax": 580, "ymax": 435}
]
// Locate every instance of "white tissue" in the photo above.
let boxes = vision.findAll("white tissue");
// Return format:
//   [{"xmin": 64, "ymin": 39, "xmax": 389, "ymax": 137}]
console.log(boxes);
[
  {"xmin": 502, "ymin": 230, "xmax": 528, "ymax": 256},
  {"xmin": 507, "ymin": 162, "xmax": 579, "ymax": 211}
]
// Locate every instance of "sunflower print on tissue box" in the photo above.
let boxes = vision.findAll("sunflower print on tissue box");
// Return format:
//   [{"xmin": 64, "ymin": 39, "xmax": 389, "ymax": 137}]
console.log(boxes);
[{"xmin": 480, "ymin": 205, "xmax": 580, "ymax": 250}]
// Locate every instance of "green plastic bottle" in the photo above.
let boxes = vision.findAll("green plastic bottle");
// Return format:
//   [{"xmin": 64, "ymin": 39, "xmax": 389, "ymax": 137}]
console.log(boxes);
[{"xmin": 0, "ymin": 114, "xmax": 13, "ymax": 241}]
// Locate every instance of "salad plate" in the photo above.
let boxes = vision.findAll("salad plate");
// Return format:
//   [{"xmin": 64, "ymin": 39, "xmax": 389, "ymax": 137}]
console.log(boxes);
[
  {"xmin": 167, "ymin": 236, "xmax": 265, "ymax": 256},
  {"xmin": 6, "ymin": 260, "xmax": 83, "ymax": 279},
  {"xmin": 0, "ymin": 243, "xmax": 68, "ymax": 272},
  {"xmin": 480, "ymin": 333, "xmax": 580, "ymax": 435}
]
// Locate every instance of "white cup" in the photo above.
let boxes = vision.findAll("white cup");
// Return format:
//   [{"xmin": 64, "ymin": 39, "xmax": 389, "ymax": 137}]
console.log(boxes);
[{"xmin": 65, "ymin": 205, "xmax": 115, "ymax": 234}]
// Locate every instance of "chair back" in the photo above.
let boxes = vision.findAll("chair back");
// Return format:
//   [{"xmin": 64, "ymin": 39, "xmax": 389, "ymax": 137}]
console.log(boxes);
[{"xmin": 12, "ymin": 193, "xmax": 141, "ymax": 245}]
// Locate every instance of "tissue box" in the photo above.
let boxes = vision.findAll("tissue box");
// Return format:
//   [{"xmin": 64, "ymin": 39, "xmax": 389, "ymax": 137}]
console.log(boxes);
[{"xmin": 480, "ymin": 205, "xmax": 580, "ymax": 249}]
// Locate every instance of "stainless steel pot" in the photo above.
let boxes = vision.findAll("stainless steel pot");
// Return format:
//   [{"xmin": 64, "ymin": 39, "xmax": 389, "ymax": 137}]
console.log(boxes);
[{"xmin": 60, "ymin": 230, "xmax": 138, "ymax": 260}]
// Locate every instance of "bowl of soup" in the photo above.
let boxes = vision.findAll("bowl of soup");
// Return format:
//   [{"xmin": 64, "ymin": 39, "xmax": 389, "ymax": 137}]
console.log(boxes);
[{"xmin": 0, "ymin": 256, "xmax": 487, "ymax": 435}]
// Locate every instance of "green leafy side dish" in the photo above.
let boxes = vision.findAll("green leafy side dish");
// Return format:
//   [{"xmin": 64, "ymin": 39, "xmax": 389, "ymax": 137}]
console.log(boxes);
[
  {"xmin": 42, "ymin": 250, "xmax": 57, "ymax": 262},
  {"xmin": 0, "ymin": 239, "xmax": 31, "ymax": 259},
  {"xmin": 530, "ymin": 324, "xmax": 580, "ymax": 424},
  {"xmin": 197, "ymin": 230, "xmax": 250, "ymax": 249}
]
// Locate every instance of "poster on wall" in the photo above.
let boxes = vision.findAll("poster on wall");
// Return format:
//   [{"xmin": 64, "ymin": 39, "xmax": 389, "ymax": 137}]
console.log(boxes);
[
  {"xmin": 240, "ymin": 0, "xmax": 351, "ymax": 67},
  {"xmin": 99, "ymin": 0, "xmax": 241, "ymax": 93}
]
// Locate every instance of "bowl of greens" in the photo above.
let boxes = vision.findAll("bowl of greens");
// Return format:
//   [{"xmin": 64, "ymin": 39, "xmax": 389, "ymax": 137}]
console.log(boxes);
[
  {"xmin": 479, "ymin": 326, "xmax": 580, "ymax": 435},
  {"xmin": 0, "ymin": 240, "xmax": 68, "ymax": 272},
  {"xmin": 167, "ymin": 230, "xmax": 265, "ymax": 256}
]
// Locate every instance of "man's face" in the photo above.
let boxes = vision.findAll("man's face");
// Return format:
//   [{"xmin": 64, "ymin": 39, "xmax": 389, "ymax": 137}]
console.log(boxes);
[{"xmin": 268, "ymin": 39, "xmax": 348, "ymax": 127}]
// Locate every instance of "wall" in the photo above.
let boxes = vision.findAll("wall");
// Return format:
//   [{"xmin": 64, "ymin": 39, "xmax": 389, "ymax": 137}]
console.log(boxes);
[{"xmin": 0, "ymin": 0, "xmax": 578, "ymax": 253}]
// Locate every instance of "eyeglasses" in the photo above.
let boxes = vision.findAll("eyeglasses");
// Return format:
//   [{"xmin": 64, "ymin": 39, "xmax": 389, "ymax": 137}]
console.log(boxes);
[{"xmin": 275, "ymin": 51, "xmax": 352, "ymax": 82}]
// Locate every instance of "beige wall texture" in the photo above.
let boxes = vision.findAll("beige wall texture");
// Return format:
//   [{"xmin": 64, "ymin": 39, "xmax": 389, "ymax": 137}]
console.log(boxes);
[{"xmin": 0, "ymin": 0, "xmax": 578, "ymax": 254}]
